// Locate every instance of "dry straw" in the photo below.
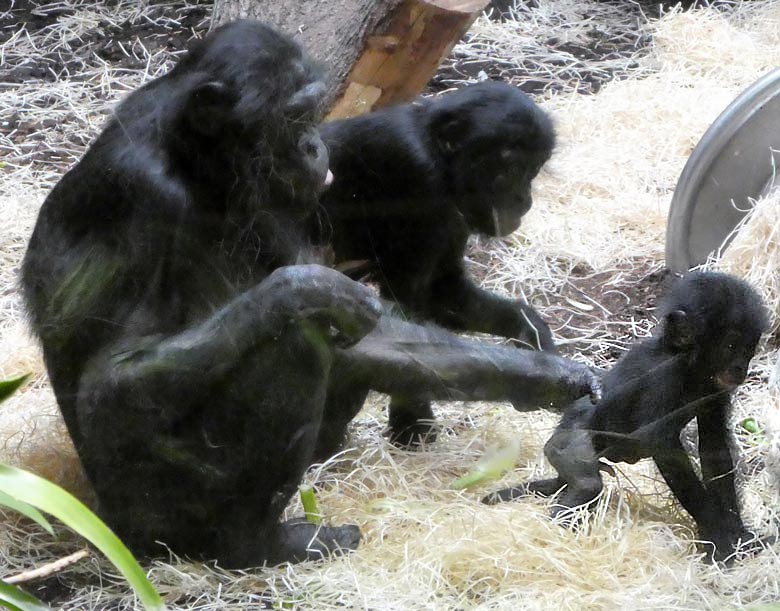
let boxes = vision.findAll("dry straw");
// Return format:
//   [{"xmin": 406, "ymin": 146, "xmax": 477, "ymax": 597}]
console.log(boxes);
[{"xmin": 2, "ymin": 0, "xmax": 780, "ymax": 609}]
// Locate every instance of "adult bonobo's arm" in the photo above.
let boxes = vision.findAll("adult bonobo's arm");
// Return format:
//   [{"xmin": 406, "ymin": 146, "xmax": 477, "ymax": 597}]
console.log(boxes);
[
  {"xmin": 429, "ymin": 264, "xmax": 556, "ymax": 352},
  {"xmin": 341, "ymin": 315, "xmax": 599, "ymax": 410},
  {"xmin": 78, "ymin": 265, "xmax": 381, "ymax": 436}
]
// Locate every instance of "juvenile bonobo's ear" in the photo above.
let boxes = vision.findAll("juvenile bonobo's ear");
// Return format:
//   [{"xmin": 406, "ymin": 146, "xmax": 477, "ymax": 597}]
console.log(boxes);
[
  {"xmin": 664, "ymin": 309, "xmax": 695, "ymax": 351},
  {"xmin": 184, "ymin": 81, "xmax": 234, "ymax": 137},
  {"xmin": 431, "ymin": 110, "xmax": 470, "ymax": 156}
]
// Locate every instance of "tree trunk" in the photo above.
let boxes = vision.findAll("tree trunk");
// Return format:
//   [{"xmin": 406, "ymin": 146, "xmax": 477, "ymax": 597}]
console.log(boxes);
[{"xmin": 212, "ymin": 0, "xmax": 488, "ymax": 117}]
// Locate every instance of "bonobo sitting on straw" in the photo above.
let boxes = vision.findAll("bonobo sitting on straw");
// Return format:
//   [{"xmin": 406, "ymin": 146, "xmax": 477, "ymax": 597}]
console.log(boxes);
[
  {"xmin": 317, "ymin": 81, "xmax": 557, "ymax": 444},
  {"xmin": 484, "ymin": 271, "xmax": 768, "ymax": 562},
  {"xmin": 21, "ymin": 21, "xmax": 600, "ymax": 568}
]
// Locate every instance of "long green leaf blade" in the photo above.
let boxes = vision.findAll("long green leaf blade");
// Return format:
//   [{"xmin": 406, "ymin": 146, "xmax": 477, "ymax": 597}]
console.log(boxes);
[
  {"xmin": 0, "ymin": 375, "xmax": 29, "ymax": 405},
  {"xmin": 0, "ymin": 491, "xmax": 53, "ymax": 535},
  {"xmin": 0, "ymin": 579, "xmax": 50, "ymax": 611},
  {"xmin": 0, "ymin": 465, "xmax": 165, "ymax": 611}
]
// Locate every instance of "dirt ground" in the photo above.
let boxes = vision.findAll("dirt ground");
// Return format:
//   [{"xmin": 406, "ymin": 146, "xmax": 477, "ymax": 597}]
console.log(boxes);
[{"xmin": 2, "ymin": 1, "xmax": 780, "ymax": 610}]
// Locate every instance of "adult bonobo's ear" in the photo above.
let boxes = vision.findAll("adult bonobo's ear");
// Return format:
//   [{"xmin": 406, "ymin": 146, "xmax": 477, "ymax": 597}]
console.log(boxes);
[
  {"xmin": 286, "ymin": 81, "xmax": 327, "ymax": 122},
  {"xmin": 184, "ymin": 81, "xmax": 235, "ymax": 137},
  {"xmin": 664, "ymin": 309, "xmax": 695, "ymax": 351},
  {"xmin": 430, "ymin": 110, "xmax": 470, "ymax": 157}
]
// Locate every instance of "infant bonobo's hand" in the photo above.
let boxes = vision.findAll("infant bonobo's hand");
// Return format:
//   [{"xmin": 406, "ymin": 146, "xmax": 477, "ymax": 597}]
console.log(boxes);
[{"xmin": 264, "ymin": 264, "xmax": 382, "ymax": 348}]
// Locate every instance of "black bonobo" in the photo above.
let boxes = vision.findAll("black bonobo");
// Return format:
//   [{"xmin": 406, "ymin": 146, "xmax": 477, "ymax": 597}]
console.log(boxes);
[
  {"xmin": 318, "ymin": 81, "xmax": 556, "ymax": 352},
  {"xmin": 485, "ymin": 271, "xmax": 768, "ymax": 562},
  {"xmin": 317, "ymin": 83, "xmax": 557, "ymax": 445},
  {"xmin": 22, "ymin": 21, "xmax": 600, "ymax": 568}
]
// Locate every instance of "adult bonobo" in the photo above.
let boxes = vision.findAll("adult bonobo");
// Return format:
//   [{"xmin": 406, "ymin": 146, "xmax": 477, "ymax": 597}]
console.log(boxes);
[
  {"xmin": 22, "ymin": 21, "xmax": 599, "ymax": 568},
  {"xmin": 317, "ymin": 82, "xmax": 556, "ymax": 444},
  {"xmin": 485, "ymin": 271, "xmax": 769, "ymax": 562}
]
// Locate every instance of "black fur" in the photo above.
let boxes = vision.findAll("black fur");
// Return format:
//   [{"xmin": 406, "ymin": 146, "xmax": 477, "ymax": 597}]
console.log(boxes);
[
  {"xmin": 317, "ymin": 83, "xmax": 556, "ymax": 446},
  {"xmin": 484, "ymin": 271, "xmax": 769, "ymax": 562},
  {"xmin": 22, "ymin": 21, "xmax": 601, "ymax": 567}
]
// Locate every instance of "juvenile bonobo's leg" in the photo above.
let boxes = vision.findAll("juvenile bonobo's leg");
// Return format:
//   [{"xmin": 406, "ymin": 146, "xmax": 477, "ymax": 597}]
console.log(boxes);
[
  {"xmin": 76, "ymin": 265, "xmax": 381, "ymax": 566},
  {"xmin": 429, "ymin": 269, "xmax": 556, "ymax": 352},
  {"xmin": 342, "ymin": 315, "xmax": 600, "ymax": 410},
  {"xmin": 386, "ymin": 395, "xmax": 437, "ymax": 447}
]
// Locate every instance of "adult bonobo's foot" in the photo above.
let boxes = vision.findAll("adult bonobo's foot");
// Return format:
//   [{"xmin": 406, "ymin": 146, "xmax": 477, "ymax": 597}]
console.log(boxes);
[
  {"xmin": 264, "ymin": 264, "xmax": 382, "ymax": 348},
  {"xmin": 271, "ymin": 518, "xmax": 362, "ymax": 564}
]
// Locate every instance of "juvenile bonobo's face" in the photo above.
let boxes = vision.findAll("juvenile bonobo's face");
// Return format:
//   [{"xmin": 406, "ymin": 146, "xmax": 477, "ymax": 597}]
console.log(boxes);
[{"xmin": 432, "ymin": 82, "xmax": 555, "ymax": 237}]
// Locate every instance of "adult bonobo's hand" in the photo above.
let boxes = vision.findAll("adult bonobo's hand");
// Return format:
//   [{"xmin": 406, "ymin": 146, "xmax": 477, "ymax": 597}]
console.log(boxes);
[
  {"xmin": 263, "ymin": 264, "xmax": 382, "ymax": 348},
  {"xmin": 506, "ymin": 353, "xmax": 602, "ymax": 412}
]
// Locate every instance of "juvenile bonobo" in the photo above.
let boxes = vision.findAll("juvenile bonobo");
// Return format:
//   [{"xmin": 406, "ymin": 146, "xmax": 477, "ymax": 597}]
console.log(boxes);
[
  {"xmin": 318, "ymin": 81, "xmax": 555, "ymax": 350},
  {"xmin": 317, "ymin": 82, "xmax": 556, "ymax": 444},
  {"xmin": 484, "ymin": 271, "xmax": 768, "ymax": 562},
  {"xmin": 22, "ymin": 21, "xmax": 599, "ymax": 568}
]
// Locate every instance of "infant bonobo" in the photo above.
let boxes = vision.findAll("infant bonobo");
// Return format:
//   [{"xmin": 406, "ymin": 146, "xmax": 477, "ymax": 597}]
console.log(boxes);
[{"xmin": 484, "ymin": 271, "xmax": 768, "ymax": 562}]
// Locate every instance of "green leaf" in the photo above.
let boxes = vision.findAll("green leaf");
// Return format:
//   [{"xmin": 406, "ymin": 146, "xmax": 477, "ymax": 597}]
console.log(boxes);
[
  {"xmin": 0, "ymin": 375, "xmax": 30, "ymax": 405},
  {"xmin": 452, "ymin": 439, "xmax": 520, "ymax": 490},
  {"xmin": 0, "ymin": 464, "xmax": 165, "ymax": 611},
  {"xmin": 0, "ymin": 490, "xmax": 53, "ymax": 535},
  {"xmin": 299, "ymin": 485, "xmax": 322, "ymax": 524},
  {"xmin": 739, "ymin": 417, "xmax": 762, "ymax": 435},
  {"xmin": 0, "ymin": 579, "xmax": 51, "ymax": 611}
]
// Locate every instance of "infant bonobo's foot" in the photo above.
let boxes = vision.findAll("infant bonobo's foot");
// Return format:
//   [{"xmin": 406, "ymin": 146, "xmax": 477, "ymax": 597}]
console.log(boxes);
[
  {"xmin": 386, "ymin": 397, "xmax": 437, "ymax": 448},
  {"xmin": 704, "ymin": 531, "xmax": 774, "ymax": 565},
  {"xmin": 273, "ymin": 518, "xmax": 361, "ymax": 564},
  {"xmin": 482, "ymin": 478, "xmax": 563, "ymax": 505}
]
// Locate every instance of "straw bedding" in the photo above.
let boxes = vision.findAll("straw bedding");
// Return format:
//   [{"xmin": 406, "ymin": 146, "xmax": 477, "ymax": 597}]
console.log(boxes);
[{"xmin": 1, "ymin": 1, "xmax": 780, "ymax": 608}]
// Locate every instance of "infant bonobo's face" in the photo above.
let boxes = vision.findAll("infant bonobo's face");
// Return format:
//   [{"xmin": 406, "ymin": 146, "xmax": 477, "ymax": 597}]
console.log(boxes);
[{"xmin": 711, "ymin": 328, "xmax": 762, "ymax": 391}]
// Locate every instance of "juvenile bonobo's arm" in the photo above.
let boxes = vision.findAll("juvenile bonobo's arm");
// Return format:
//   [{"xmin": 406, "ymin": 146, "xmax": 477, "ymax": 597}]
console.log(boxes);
[
  {"xmin": 341, "ymin": 315, "xmax": 599, "ymax": 410},
  {"xmin": 78, "ymin": 265, "xmax": 381, "ymax": 433},
  {"xmin": 428, "ymin": 265, "xmax": 556, "ymax": 352}
]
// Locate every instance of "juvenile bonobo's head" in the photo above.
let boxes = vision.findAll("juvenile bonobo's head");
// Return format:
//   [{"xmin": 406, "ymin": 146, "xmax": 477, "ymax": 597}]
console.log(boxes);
[
  {"xmin": 658, "ymin": 271, "xmax": 768, "ymax": 390},
  {"xmin": 168, "ymin": 20, "xmax": 330, "ymax": 215},
  {"xmin": 427, "ymin": 81, "xmax": 555, "ymax": 237}
]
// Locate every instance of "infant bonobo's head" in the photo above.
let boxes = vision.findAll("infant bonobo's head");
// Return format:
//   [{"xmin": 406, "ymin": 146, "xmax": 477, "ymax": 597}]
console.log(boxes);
[{"xmin": 657, "ymin": 271, "xmax": 768, "ymax": 390}]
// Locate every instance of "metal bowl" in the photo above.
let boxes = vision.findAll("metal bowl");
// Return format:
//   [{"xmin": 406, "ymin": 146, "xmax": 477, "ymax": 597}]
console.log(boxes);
[{"xmin": 665, "ymin": 68, "xmax": 780, "ymax": 272}]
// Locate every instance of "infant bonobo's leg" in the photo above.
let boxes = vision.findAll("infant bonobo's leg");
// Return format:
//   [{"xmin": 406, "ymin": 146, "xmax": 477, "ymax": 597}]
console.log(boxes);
[
  {"xmin": 545, "ymin": 428, "xmax": 603, "ymax": 518},
  {"xmin": 482, "ymin": 477, "xmax": 564, "ymax": 505}
]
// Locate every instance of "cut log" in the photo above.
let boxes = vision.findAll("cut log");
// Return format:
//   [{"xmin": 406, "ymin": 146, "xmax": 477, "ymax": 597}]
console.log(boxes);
[{"xmin": 212, "ymin": 0, "xmax": 489, "ymax": 117}]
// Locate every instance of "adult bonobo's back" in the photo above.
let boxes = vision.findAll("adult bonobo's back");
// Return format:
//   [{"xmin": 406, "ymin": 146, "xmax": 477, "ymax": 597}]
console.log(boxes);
[
  {"xmin": 317, "ymin": 81, "xmax": 557, "ymax": 351},
  {"xmin": 21, "ymin": 20, "xmax": 381, "ymax": 567}
]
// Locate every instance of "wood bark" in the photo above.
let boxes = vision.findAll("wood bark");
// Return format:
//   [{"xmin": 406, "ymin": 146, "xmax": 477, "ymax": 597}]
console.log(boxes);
[{"xmin": 212, "ymin": 0, "xmax": 489, "ymax": 118}]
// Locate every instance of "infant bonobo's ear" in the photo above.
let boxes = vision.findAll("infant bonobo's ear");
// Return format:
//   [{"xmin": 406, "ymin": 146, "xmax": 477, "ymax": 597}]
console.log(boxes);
[
  {"xmin": 664, "ymin": 309, "xmax": 694, "ymax": 351},
  {"xmin": 184, "ymin": 81, "xmax": 234, "ymax": 137}
]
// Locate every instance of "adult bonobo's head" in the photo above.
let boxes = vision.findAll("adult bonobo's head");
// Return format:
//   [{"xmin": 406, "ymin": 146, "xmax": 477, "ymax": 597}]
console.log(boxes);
[
  {"xmin": 427, "ymin": 81, "xmax": 555, "ymax": 237},
  {"xmin": 163, "ymin": 20, "xmax": 330, "ymax": 216},
  {"xmin": 658, "ymin": 271, "xmax": 768, "ymax": 390}
]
